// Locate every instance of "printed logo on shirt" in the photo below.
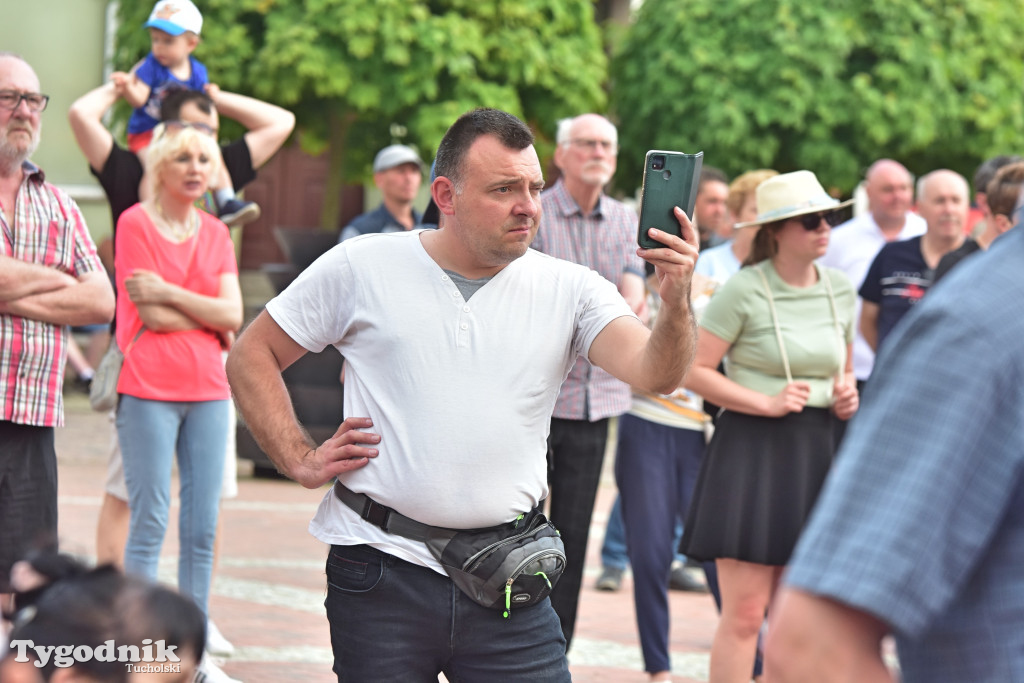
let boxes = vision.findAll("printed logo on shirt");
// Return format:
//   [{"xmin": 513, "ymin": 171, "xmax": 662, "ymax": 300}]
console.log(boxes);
[{"xmin": 880, "ymin": 272, "xmax": 929, "ymax": 304}]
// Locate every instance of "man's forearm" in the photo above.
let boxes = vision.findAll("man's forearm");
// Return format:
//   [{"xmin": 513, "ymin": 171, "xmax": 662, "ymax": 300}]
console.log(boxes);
[
  {"xmin": 211, "ymin": 89, "xmax": 295, "ymax": 169},
  {"xmin": 641, "ymin": 298, "xmax": 697, "ymax": 394},
  {"xmin": 226, "ymin": 328, "xmax": 315, "ymax": 479},
  {"xmin": 0, "ymin": 256, "xmax": 78, "ymax": 302},
  {"xmin": 5, "ymin": 271, "xmax": 114, "ymax": 326}
]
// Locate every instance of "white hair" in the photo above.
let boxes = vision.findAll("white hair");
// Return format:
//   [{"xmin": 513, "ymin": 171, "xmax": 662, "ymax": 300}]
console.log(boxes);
[{"xmin": 555, "ymin": 114, "xmax": 618, "ymax": 148}]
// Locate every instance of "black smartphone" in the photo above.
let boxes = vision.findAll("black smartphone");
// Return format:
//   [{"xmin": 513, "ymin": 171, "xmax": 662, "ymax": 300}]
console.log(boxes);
[{"xmin": 637, "ymin": 150, "xmax": 703, "ymax": 249}]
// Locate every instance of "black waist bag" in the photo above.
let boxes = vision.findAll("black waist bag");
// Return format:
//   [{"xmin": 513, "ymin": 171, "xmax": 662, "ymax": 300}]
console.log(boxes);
[{"xmin": 334, "ymin": 482, "xmax": 566, "ymax": 618}]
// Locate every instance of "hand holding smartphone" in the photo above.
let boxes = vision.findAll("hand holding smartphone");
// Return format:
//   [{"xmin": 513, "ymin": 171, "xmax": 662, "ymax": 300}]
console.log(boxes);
[{"xmin": 637, "ymin": 150, "xmax": 703, "ymax": 249}]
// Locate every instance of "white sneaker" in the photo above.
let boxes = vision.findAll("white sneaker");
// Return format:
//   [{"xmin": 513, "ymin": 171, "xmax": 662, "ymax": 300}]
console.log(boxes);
[
  {"xmin": 206, "ymin": 619, "xmax": 235, "ymax": 657},
  {"xmin": 194, "ymin": 657, "xmax": 242, "ymax": 683}
]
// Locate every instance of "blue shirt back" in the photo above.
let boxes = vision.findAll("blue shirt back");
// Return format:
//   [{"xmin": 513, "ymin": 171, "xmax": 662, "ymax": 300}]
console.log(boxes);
[{"xmin": 786, "ymin": 226, "xmax": 1024, "ymax": 682}]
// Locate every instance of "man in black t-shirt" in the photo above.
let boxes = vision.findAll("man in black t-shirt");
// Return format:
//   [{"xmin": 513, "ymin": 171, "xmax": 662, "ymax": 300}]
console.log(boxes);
[
  {"xmin": 934, "ymin": 161, "xmax": 1024, "ymax": 283},
  {"xmin": 70, "ymin": 82, "xmax": 295, "ymax": 231},
  {"xmin": 860, "ymin": 169, "xmax": 968, "ymax": 354}
]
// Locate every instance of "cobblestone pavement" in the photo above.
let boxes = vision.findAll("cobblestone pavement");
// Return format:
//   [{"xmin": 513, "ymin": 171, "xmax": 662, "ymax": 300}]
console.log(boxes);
[{"xmin": 54, "ymin": 392, "xmax": 718, "ymax": 682}]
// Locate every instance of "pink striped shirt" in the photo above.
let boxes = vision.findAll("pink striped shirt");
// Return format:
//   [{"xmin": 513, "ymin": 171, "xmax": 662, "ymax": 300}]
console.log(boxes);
[
  {"xmin": 1, "ymin": 163, "xmax": 105, "ymax": 427},
  {"xmin": 533, "ymin": 179, "xmax": 643, "ymax": 421}
]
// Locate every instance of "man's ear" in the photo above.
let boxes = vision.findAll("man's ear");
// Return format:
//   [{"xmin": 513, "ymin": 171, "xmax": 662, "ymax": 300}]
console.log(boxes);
[
  {"xmin": 993, "ymin": 213, "xmax": 1013, "ymax": 234},
  {"xmin": 552, "ymin": 143, "xmax": 566, "ymax": 172},
  {"xmin": 433, "ymin": 177, "xmax": 457, "ymax": 216}
]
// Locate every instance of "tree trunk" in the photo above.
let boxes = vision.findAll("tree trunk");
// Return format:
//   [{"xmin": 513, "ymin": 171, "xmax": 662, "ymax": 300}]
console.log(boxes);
[{"xmin": 319, "ymin": 109, "xmax": 358, "ymax": 232}]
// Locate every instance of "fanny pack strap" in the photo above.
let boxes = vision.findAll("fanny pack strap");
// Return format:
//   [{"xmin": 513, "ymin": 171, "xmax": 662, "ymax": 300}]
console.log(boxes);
[
  {"xmin": 333, "ymin": 481, "xmax": 543, "ymax": 543},
  {"xmin": 333, "ymin": 481, "xmax": 435, "ymax": 542}
]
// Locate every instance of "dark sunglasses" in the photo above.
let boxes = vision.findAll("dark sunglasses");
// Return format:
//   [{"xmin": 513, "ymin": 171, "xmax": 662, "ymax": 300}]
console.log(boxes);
[
  {"xmin": 162, "ymin": 120, "xmax": 217, "ymax": 137},
  {"xmin": 798, "ymin": 209, "xmax": 845, "ymax": 231}
]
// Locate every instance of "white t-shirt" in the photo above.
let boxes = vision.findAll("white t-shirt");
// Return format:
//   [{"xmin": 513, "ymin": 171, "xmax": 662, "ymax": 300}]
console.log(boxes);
[
  {"xmin": 820, "ymin": 212, "xmax": 926, "ymax": 380},
  {"xmin": 266, "ymin": 230, "xmax": 635, "ymax": 572}
]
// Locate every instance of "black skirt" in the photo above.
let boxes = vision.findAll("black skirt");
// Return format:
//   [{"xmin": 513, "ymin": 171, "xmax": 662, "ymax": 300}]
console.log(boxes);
[{"xmin": 681, "ymin": 407, "xmax": 837, "ymax": 566}]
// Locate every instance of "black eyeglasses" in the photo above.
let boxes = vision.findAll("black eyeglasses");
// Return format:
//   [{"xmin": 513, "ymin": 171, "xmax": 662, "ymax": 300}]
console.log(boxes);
[
  {"xmin": 162, "ymin": 120, "xmax": 217, "ymax": 137},
  {"xmin": 798, "ymin": 209, "xmax": 845, "ymax": 231},
  {"xmin": 0, "ymin": 90, "xmax": 49, "ymax": 113}
]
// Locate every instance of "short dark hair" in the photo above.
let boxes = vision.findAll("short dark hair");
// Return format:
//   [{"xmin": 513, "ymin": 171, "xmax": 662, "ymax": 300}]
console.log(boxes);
[
  {"xmin": 698, "ymin": 166, "xmax": 729, "ymax": 193},
  {"xmin": 973, "ymin": 155, "xmax": 1023, "ymax": 196},
  {"xmin": 986, "ymin": 161, "xmax": 1024, "ymax": 218},
  {"xmin": 7, "ymin": 555, "xmax": 206, "ymax": 682},
  {"xmin": 433, "ymin": 108, "xmax": 534, "ymax": 191},
  {"xmin": 159, "ymin": 88, "xmax": 215, "ymax": 123}
]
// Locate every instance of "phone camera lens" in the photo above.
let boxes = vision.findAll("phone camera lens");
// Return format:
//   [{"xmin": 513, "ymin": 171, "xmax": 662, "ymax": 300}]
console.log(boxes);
[{"xmin": 651, "ymin": 155, "xmax": 665, "ymax": 171}]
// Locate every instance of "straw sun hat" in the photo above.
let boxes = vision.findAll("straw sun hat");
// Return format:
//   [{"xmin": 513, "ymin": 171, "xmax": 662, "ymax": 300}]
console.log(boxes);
[{"xmin": 734, "ymin": 170, "xmax": 853, "ymax": 229}]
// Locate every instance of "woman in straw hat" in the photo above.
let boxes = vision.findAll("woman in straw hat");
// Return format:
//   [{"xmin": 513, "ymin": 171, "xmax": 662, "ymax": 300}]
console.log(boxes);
[{"xmin": 680, "ymin": 170, "xmax": 859, "ymax": 682}]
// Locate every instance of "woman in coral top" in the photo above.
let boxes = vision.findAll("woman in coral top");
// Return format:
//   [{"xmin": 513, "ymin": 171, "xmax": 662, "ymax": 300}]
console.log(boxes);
[{"xmin": 114, "ymin": 121, "xmax": 242, "ymax": 621}]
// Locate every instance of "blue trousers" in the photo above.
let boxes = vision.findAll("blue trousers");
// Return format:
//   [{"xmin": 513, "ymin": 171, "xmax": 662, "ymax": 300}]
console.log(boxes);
[
  {"xmin": 600, "ymin": 496, "xmax": 686, "ymax": 570},
  {"xmin": 614, "ymin": 414, "xmax": 704, "ymax": 674},
  {"xmin": 324, "ymin": 543, "xmax": 571, "ymax": 682},
  {"xmin": 117, "ymin": 395, "xmax": 228, "ymax": 617}
]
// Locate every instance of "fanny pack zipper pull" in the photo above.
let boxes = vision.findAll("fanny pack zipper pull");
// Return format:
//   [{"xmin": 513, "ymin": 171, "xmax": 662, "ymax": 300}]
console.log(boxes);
[{"xmin": 504, "ymin": 582, "xmax": 512, "ymax": 619}]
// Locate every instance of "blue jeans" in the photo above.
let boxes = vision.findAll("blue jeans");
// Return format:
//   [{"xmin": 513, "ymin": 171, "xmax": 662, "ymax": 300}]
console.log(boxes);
[
  {"xmin": 117, "ymin": 396, "xmax": 228, "ymax": 617},
  {"xmin": 600, "ymin": 496, "xmax": 686, "ymax": 570},
  {"xmin": 324, "ymin": 544, "xmax": 571, "ymax": 682}
]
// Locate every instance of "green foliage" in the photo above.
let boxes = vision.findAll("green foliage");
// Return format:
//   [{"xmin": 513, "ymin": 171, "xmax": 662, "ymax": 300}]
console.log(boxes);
[
  {"xmin": 610, "ymin": 0, "xmax": 1024, "ymax": 195},
  {"xmin": 114, "ymin": 0, "xmax": 607, "ymax": 179}
]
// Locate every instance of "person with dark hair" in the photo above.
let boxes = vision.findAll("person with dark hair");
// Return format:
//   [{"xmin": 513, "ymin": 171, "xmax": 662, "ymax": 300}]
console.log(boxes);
[
  {"xmin": 968, "ymin": 154, "xmax": 1023, "ymax": 236},
  {"xmin": 226, "ymin": 107, "xmax": 700, "ymax": 680},
  {"xmin": 933, "ymin": 161, "xmax": 1024, "ymax": 283},
  {"xmin": 0, "ymin": 53, "xmax": 115, "ymax": 600},
  {"xmin": 70, "ymin": 82, "xmax": 293, "ymax": 234},
  {"xmin": 694, "ymin": 166, "xmax": 731, "ymax": 250},
  {"xmin": 2, "ymin": 553, "xmax": 206, "ymax": 683},
  {"xmin": 680, "ymin": 170, "xmax": 858, "ymax": 681}
]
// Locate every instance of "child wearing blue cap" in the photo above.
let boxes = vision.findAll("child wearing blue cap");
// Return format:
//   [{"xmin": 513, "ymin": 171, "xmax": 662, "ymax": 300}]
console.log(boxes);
[{"xmin": 111, "ymin": 0, "xmax": 259, "ymax": 227}]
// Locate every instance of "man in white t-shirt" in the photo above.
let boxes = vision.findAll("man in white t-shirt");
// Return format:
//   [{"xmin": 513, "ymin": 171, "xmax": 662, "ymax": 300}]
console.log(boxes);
[
  {"xmin": 820, "ymin": 159, "xmax": 925, "ymax": 386},
  {"xmin": 226, "ymin": 108, "xmax": 699, "ymax": 681}
]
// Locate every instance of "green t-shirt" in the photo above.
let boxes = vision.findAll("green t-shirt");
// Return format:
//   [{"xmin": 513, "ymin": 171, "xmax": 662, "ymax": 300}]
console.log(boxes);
[{"xmin": 700, "ymin": 261, "xmax": 856, "ymax": 408}]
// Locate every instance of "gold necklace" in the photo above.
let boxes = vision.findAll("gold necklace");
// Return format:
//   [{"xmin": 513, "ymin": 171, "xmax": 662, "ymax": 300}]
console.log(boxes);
[{"xmin": 154, "ymin": 199, "xmax": 198, "ymax": 242}]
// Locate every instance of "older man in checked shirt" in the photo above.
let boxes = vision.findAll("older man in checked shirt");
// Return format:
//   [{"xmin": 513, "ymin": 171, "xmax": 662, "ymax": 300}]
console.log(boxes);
[
  {"xmin": 0, "ymin": 53, "xmax": 114, "ymax": 595},
  {"xmin": 531, "ymin": 113, "xmax": 647, "ymax": 649}
]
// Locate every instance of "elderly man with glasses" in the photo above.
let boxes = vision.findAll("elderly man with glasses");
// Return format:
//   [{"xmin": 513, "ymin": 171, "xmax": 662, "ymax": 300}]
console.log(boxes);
[
  {"xmin": 530, "ymin": 113, "xmax": 648, "ymax": 650},
  {"xmin": 0, "ymin": 53, "xmax": 115, "ymax": 599}
]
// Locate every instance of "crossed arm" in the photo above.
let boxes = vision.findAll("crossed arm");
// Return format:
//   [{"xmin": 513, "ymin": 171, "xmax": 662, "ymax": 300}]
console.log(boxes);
[
  {"xmin": 0, "ymin": 256, "xmax": 114, "ymax": 326},
  {"xmin": 125, "ymin": 270, "xmax": 242, "ymax": 334}
]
